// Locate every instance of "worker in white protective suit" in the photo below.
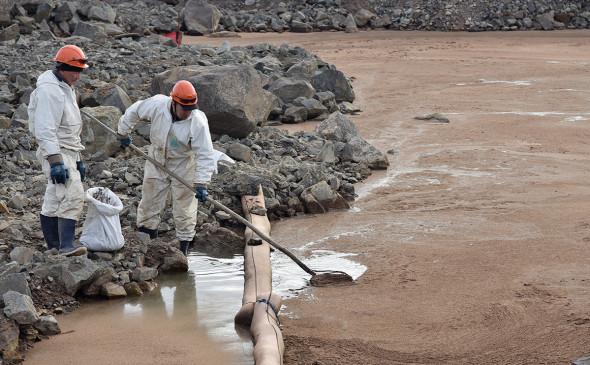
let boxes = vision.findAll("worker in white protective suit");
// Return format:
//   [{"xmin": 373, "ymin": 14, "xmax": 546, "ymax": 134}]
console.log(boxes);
[
  {"xmin": 116, "ymin": 80, "xmax": 215, "ymax": 256},
  {"xmin": 28, "ymin": 45, "xmax": 89, "ymax": 257}
]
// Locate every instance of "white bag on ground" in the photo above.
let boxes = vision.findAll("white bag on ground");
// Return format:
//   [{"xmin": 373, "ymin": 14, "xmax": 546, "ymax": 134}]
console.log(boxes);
[{"xmin": 80, "ymin": 187, "xmax": 125, "ymax": 252}]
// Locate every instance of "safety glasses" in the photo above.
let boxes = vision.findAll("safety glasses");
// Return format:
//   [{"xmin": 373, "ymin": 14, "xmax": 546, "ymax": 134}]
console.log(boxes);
[{"xmin": 176, "ymin": 96, "xmax": 197, "ymax": 104}]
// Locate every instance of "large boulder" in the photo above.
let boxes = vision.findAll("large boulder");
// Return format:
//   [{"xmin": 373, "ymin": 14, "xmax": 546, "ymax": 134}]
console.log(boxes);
[
  {"xmin": 80, "ymin": 106, "xmax": 123, "ymax": 157},
  {"xmin": 151, "ymin": 65, "xmax": 275, "ymax": 138},
  {"xmin": 0, "ymin": 1, "xmax": 11, "ymax": 27},
  {"xmin": 89, "ymin": 84, "xmax": 132, "ymax": 113},
  {"xmin": 312, "ymin": 68, "xmax": 355, "ymax": 103},
  {"xmin": 88, "ymin": 4, "xmax": 116, "ymax": 23},
  {"xmin": 314, "ymin": 111, "xmax": 358, "ymax": 142},
  {"xmin": 266, "ymin": 77, "xmax": 315, "ymax": 104},
  {"xmin": 0, "ymin": 24, "xmax": 19, "ymax": 42},
  {"xmin": 72, "ymin": 21, "xmax": 107, "ymax": 42},
  {"xmin": 183, "ymin": 0, "xmax": 222, "ymax": 35},
  {"xmin": 301, "ymin": 181, "xmax": 349, "ymax": 214},
  {"xmin": 315, "ymin": 112, "xmax": 389, "ymax": 169}
]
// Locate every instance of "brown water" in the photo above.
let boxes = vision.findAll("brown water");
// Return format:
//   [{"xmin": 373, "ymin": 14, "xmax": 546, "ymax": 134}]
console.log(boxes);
[{"xmin": 25, "ymin": 246, "xmax": 365, "ymax": 364}]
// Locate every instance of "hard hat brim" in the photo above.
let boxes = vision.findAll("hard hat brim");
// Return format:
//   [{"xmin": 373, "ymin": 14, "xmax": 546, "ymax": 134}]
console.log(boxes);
[{"xmin": 180, "ymin": 103, "xmax": 198, "ymax": 111}]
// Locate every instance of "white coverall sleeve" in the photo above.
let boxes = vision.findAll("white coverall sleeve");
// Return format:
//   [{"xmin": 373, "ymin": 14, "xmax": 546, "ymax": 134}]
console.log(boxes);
[
  {"xmin": 33, "ymin": 86, "xmax": 65, "ymax": 158},
  {"xmin": 118, "ymin": 98, "xmax": 156, "ymax": 136},
  {"xmin": 191, "ymin": 112, "xmax": 216, "ymax": 185}
]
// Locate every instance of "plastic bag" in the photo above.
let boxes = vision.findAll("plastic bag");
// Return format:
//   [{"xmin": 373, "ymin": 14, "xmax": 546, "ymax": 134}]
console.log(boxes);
[{"xmin": 80, "ymin": 187, "xmax": 125, "ymax": 252}]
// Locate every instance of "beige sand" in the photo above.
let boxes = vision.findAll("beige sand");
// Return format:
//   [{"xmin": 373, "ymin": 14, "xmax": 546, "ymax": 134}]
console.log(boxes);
[
  {"xmin": 27, "ymin": 30, "xmax": 590, "ymax": 364},
  {"xmin": 197, "ymin": 30, "xmax": 590, "ymax": 364}
]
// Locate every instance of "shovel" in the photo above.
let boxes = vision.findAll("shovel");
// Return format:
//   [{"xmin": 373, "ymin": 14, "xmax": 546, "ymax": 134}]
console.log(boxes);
[{"xmin": 81, "ymin": 110, "xmax": 353, "ymax": 286}]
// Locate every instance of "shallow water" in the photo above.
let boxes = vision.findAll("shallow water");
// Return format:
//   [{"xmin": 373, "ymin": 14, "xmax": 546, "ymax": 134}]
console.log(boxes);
[{"xmin": 25, "ymin": 244, "xmax": 365, "ymax": 364}]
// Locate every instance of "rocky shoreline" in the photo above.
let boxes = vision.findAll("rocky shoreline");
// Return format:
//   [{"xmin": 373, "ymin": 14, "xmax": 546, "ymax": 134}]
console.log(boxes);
[
  {"xmin": 2, "ymin": 0, "xmax": 588, "ymax": 42},
  {"xmin": 0, "ymin": 0, "xmax": 586, "ymax": 362},
  {"xmin": 0, "ymin": 0, "xmax": 393, "ymax": 362}
]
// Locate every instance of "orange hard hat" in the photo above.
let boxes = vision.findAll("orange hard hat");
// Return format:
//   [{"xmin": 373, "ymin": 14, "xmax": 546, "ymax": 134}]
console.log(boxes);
[
  {"xmin": 170, "ymin": 80, "xmax": 198, "ymax": 110},
  {"xmin": 55, "ymin": 45, "xmax": 89, "ymax": 69}
]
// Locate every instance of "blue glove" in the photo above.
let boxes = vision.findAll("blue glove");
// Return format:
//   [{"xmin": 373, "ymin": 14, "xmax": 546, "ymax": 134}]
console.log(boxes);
[
  {"xmin": 195, "ymin": 187, "xmax": 207, "ymax": 203},
  {"xmin": 76, "ymin": 161, "xmax": 85, "ymax": 182},
  {"xmin": 50, "ymin": 162, "xmax": 69, "ymax": 184},
  {"xmin": 117, "ymin": 135, "xmax": 132, "ymax": 147}
]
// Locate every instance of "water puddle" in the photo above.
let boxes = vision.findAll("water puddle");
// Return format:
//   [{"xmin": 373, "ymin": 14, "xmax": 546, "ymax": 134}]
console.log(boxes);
[
  {"xmin": 456, "ymin": 79, "xmax": 533, "ymax": 86},
  {"xmin": 26, "ymin": 244, "xmax": 365, "ymax": 364},
  {"xmin": 445, "ymin": 110, "xmax": 590, "ymax": 123}
]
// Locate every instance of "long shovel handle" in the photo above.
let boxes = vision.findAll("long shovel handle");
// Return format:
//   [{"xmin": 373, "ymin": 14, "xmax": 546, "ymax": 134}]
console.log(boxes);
[{"xmin": 81, "ymin": 110, "xmax": 318, "ymax": 276}]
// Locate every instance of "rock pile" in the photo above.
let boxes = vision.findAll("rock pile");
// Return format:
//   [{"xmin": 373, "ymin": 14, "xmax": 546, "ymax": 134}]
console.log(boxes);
[
  {"xmin": 1, "ymin": 0, "xmax": 588, "ymax": 42},
  {"xmin": 0, "ymin": 1, "xmax": 392, "ymax": 362}
]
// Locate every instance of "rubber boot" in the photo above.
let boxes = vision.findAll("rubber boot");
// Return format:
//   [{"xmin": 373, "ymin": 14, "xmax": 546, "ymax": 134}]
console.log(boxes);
[
  {"xmin": 179, "ymin": 241, "xmax": 190, "ymax": 256},
  {"xmin": 58, "ymin": 218, "xmax": 87, "ymax": 256},
  {"xmin": 138, "ymin": 226, "xmax": 158, "ymax": 239},
  {"xmin": 40, "ymin": 214, "xmax": 60, "ymax": 251}
]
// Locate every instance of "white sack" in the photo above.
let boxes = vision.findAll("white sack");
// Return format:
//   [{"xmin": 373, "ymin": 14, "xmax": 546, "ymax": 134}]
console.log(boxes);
[
  {"xmin": 80, "ymin": 187, "xmax": 125, "ymax": 252},
  {"xmin": 213, "ymin": 149, "xmax": 234, "ymax": 174}
]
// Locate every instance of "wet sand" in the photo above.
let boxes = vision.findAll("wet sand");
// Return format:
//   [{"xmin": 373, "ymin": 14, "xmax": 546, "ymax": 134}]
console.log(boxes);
[{"xmin": 27, "ymin": 30, "xmax": 590, "ymax": 364}]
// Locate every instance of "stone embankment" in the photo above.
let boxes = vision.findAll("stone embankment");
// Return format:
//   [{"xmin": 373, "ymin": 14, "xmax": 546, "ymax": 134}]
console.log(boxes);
[
  {"xmin": 0, "ymin": 0, "xmax": 392, "ymax": 362},
  {"xmin": 2, "ymin": 0, "xmax": 587, "ymax": 43}
]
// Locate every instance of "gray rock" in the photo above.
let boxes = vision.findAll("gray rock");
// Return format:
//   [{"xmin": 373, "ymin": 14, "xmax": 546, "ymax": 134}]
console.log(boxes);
[
  {"xmin": 285, "ymin": 60, "xmax": 318, "ymax": 82},
  {"xmin": 83, "ymin": 266, "xmax": 116, "ymax": 297},
  {"xmin": 152, "ymin": 65, "xmax": 274, "ymax": 139},
  {"xmin": 88, "ymin": 5, "xmax": 116, "ymax": 23},
  {"xmin": 267, "ymin": 77, "xmax": 315, "ymax": 104},
  {"xmin": 0, "ymin": 24, "xmax": 19, "ymax": 42},
  {"xmin": 282, "ymin": 105, "xmax": 307, "ymax": 124},
  {"xmin": 0, "ymin": 1, "xmax": 11, "ymax": 27},
  {"xmin": 315, "ymin": 111, "xmax": 359, "ymax": 143},
  {"xmin": 34, "ymin": 2, "xmax": 54, "ymax": 23},
  {"xmin": 292, "ymin": 97, "xmax": 328, "ymax": 119},
  {"xmin": 316, "ymin": 140, "xmax": 336, "ymax": 164},
  {"xmin": 313, "ymin": 68, "xmax": 355, "ymax": 103},
  {"xmin": 300, "ymin": 181, "xmax": 349, "ymax": 214},
  {"xmin": 3, "ymin": 291, "xmax": 39, "ymax": 325},
  {"xmin": 72, "ymin": 21, "xmax": 107, "ymax": 42},
  {"xmin": 131, "ymin": 266, "xmax": 158, "ymax": 281},
  {"xmin": 0, "ymin": 102, "xmax": 13, "ymax": 117},
  {"xmin": 0, "ymin": 273, "xmax": 31, "ymax": 306},
  {"xmin": 0, "ymin": 262, "xmax": 21, "ymax": 277},
  {"xmin": 0, "ymin": 315, "xmax": 20, "ymax": 358},
  {"xmin": 341, "ymin": 135, "xmax": 389, "ymax": 170},
  {"xmin": 9, "ymin": 246, "xmax": 36, "ymax": 265},
  {"xmin": 537, "ymin": 13, "xmax": 554, "ymax": 30},
  {"xmin": 226, "ymin": 143, "xmax": 251, "ymax": 163},
  {"xmin": 39, "ymin": 256, "xmax": 101, "ymax": 296},
  {"xmin": 184, "ymin": 1, "xmax": 222, "ymax": 35},
  {"xmin": 91, "ymin": 84, "xmax": 132, "ymax": 114},
  {"xmin": 101, "ymin": 282, "xmax": 127, "ymax": 298},
  {"xmin": 0, "ymin": 116, "xmax": 10, "ymax": 129},
  {"xmin": 346, "ymin": 13, "xmax": 360, "ymax": 32},
  {"xmin": 194, "ymin": 224, "xmax": 244, "ymax": 252},
  {"xmin": 80, "ymin": 106, "xmax": 123, "ymax": 157},
  {"xmin": 291, "ymin": 20, "xmax": 313, "ymax": 32},
  {"xmin": 34, "ymin": 315, "xmax": 61, "ymax": 335},
  {"xmin": 159, "ymin": 253, "xmax": 190, "ymax": 273},
  {"xmin": 54, "ymin": 2, "xmax": 77, "ymax": 23},
  {"xmin": 573, "ymin": 356, "xmax": 590, "ymax": 365},
  {"xmin": 353, "ymin": 9, "xmax": 375, "ymax": 27},
  {"xmin": 7, "ymin": 193, "xmax": 29, "ymax": 210}
]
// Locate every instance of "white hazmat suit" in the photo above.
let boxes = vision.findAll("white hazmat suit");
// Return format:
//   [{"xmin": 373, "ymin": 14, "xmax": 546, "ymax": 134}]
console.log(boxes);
[
  {"xmin": 118, "ymin": 95, "xmax": 215, "ymax": 241},
  {"xmin": 28, "ymin": 70, "xmax": 85, "ymax": 221}
]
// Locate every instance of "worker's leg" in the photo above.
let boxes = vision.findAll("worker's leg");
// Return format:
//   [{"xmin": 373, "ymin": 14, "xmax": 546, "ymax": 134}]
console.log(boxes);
[{"xmin": 137, "ymin": 174, "xmax": 170, "ymax": 239}]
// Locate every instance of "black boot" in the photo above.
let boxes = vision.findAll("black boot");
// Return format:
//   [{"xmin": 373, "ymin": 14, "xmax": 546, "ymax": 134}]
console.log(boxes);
[
  {"xmin": 58, "ymin": 218, "xmax": 87, "ymax": 256},
  {"xmin": 40, "ymin": 214, "xmax": 60, "ymax": 251},
  {"xmin": 138, "ymin": 226, "xmax": 158, "ymax": 239},
  {"xmin": 179, "ymin": 241, "xmax": 190, "ymax": 256}
]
